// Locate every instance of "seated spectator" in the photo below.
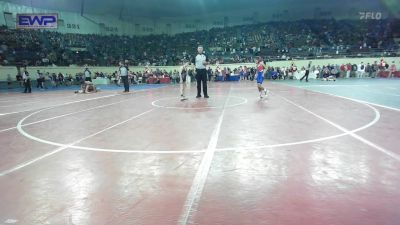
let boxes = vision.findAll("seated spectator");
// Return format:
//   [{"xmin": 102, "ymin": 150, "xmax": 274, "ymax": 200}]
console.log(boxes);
[
  {"xmin": 0, "ymin": 18, "xmax": 397, "ymax": 67},
  {"xmin": 322, "ymin": 66, "xmax": 336, "ymax": 81},
  {"xmin": 271, "ymin": 69, "xmax": 278, "ymax": 80}
]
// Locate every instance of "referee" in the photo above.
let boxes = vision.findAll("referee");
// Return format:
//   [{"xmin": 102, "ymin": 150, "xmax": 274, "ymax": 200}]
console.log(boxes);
[
  {"xmin": 300, "ymin": 61, "xmax": 312, "ymax": 82},
  {"xmin": 193, "ymin": 45, "xmax": 209, "ymax": 98},
  {"xmin": 119, "ymin": 61, "xmax": 129, "ymax": 92}
]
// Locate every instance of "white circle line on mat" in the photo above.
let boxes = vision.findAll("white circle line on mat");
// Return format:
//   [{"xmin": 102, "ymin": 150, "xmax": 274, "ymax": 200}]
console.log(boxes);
[{"xmin": 16, "ymin": 96, "xmax": 379, "ymax": 154}]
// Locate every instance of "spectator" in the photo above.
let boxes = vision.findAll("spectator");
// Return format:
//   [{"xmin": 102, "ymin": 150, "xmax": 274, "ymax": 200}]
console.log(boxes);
[
  {"xmin": 365, "ymin": 63, "xmax": 372, "ymax": 78},
  {"xmin": 118, "ymin": 61, "xmax": 129, "ymax": 92},
  {"xmin": 346, "ymin": 63, "xmax": 352, "ymax": 78},
  {"xmin": 7, "ymin": 74, "xmax": 12, "ymax": 89},
  {"xmin": 372, "ymin": 61, "xmax": 379, "ymax": 78},
  {"xmin": 51, "ymin": 73, "xmax": 58, "ymax": 87},
  {"xmin": 357, "ymin": 62, "xmax": 365, "ymax": 78},
  {"xmin": 0, "ymin": 18, "xmax": 397, "ymax": 67},
  {"xmin": 389, "ymin": 61, "xmax": 397, "ymax": 78},
  {"xmin": 84, "ymin": 67, "xmax": 92, "ymax": 82},
  {"xmin": 16, "ymin": 73, "xmax": 23, "ymax": 87},
  {"xmin": 22, "ymin": 68, "xmax": 31, "ymax": 93}
]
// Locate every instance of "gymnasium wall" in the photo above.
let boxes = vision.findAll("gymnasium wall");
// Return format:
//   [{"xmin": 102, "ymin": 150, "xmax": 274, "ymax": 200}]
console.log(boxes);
[
  {"xmin": 0, "ymin": 1, "xmax": 251, "ymax": 35},
  {"xmin": 1, "ymin": 57, "xmax": 398, "ymax": 81},
  {"xmin": 0, "ymin": 1, "xmax": 391, "ymax": 36}
]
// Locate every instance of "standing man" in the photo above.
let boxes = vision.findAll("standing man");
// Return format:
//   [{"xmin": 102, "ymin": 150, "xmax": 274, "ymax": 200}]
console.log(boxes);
[
  {"xmin": 84, "ymin": 66, "xmax": 92, "ymax": 82},
  {"xmin": 39, "ymin": 70, "xmax": 46, "ymax": 89},
  {"xmin": 22, "ymin": 67, "xmax": 31, "ymax": 93},
  {"xmin": 119, "ymin": 61, "xmax": 129, "ymax": 93},
  {"xmin": 371, "ymin": 61, "xmax": 379, "ymax": 78},
  {"xmin": 300, "ymin": 61, "xmax": 312, "ymax": 82},
  {"xmin": 35, "ymin": 70, "xmax": 43, "ymax": 89},
  {"xmin": 366, "ymin": 63, "xmax": 372, "ymax": 78},
  {"xmin": 193, "ymin": 45, "xmax": 209, "ymax": 98}
]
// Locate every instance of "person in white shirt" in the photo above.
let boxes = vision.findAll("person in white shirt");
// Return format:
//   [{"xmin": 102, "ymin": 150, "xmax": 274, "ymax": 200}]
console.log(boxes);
[
  {"xmin": 357, "ymin": 62, "xmax": 365, "ymax": 78},
  {"xmin": 22, "ymin": 68, "xmax": 31, "ymax": 93},
  {"xmin": 118, "ymin": 61, "xmax": 129, "ymax": 92},
  {"xmin": 192, "ymin": 45, "xmax": 209, "ymax": 98},
  {"xmin": 84, "ymin": 67, "xmax": 92, "ymax": 82}
]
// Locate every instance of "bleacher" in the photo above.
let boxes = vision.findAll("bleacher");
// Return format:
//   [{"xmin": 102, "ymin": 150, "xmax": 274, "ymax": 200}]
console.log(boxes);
[{"xmin": 0, "ymin": 19, "xmax": 398, "ymax": 67}]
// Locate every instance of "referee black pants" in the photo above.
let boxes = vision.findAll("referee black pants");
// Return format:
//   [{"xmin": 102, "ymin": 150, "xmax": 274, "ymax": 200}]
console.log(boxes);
[
  {"xmin": 24, "ymin": 80, "xmax": 31, "ymax": 93},
  {"xmin": 121, "ymin": 76, "xmax": 129, "ymax": 92},
  {"xmin": 300, "ymin": 70, "xmax": 309, "ymax": 82},
  {"xmin": 196, "ymin": 69, "xmax": 208, "ymax": 97}
]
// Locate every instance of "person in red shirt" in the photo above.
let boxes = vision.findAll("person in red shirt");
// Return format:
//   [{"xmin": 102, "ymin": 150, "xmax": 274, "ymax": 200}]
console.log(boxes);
[{"xmin": 340, "ymin": 64, "xmax": 345, "ymax": 78}]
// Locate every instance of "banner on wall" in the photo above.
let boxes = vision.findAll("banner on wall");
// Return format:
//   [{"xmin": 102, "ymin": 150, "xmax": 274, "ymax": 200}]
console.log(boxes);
[{"xmin": 16, "ymin": 13, "xmax": 58, "ymax": 29}]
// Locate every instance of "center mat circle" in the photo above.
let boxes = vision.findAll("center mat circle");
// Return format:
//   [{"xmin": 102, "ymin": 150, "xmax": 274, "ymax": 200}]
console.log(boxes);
[
  {"xmin": 151, "ymin": 95, "xmax": 248, "ymax": 109},
  {"xmin": 16, "ymin": 98, "xmax": 379, "ymax": 154}
]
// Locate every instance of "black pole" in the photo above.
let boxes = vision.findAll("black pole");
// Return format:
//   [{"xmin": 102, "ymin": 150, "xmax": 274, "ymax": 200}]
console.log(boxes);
[{"xmin": 81, "ymin": 0, "xmax": 85, "ymax": 16}]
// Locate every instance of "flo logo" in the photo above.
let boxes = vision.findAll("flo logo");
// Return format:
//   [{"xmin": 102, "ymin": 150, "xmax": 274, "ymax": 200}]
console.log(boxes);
[
  {"xmin": 17, "ymin": 14, "xmax": 58, "ymax": 29},
  {"xmin": 359, "ymin": 12, "xmax": 382, "ymax": 20}
]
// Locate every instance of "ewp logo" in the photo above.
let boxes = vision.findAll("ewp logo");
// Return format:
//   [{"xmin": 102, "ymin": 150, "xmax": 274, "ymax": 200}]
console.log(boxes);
[{"xmin": 17, "ymin": 14, "xmax": 58, "ymax": 29}]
